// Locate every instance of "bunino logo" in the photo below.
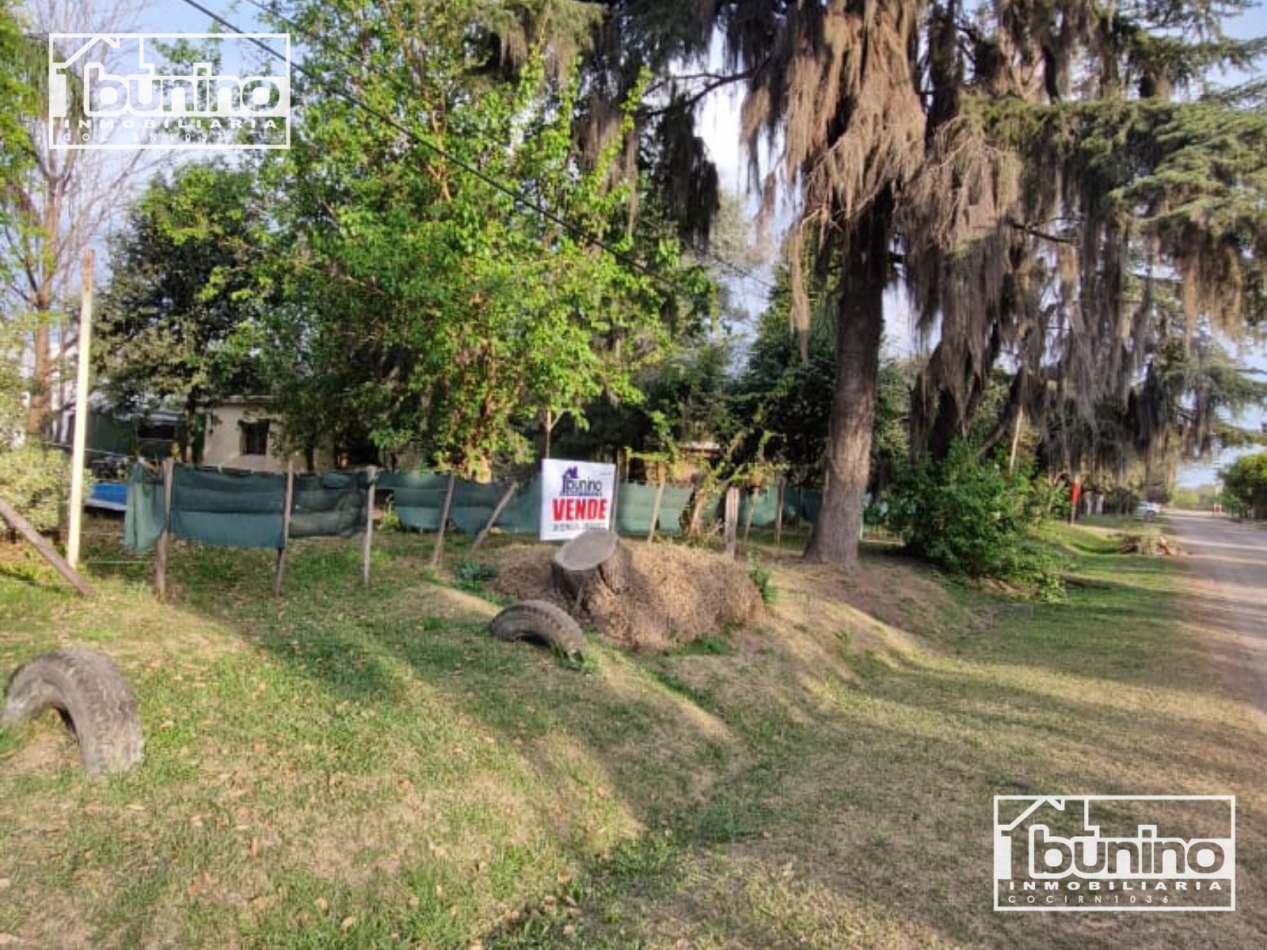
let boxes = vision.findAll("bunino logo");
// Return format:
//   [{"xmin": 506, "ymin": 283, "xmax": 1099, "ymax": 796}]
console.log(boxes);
[
  {"xmin": 559, "ymin": 465, "xmax": 604, "ymax": 498},
  {"xmin": 49, "ymin": 33, "xmax": 291, "ymax": 150},
  {"xmin": 550, "ymin": 465, "xmax": 609, "ymax": 524},
  {"xmin": 995, "ymin": 795, "xmax": 1235, "ymax": 912}
]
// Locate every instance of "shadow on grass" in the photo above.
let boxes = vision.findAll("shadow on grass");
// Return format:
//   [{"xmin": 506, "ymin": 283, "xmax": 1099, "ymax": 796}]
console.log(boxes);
[{"xmin": 13, "ymin": 523, "xmax": 1264, "ymax": 950}]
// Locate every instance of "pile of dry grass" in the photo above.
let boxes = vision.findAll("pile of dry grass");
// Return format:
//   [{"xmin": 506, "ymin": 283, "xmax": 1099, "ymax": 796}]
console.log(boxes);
[
  {"xmin": 1117, "ymin": 531, "xmax": 1184, "ymax": 556},
  {"xmin": 490, "ymin": 541, "xmax": 761, "ymax": 650}
]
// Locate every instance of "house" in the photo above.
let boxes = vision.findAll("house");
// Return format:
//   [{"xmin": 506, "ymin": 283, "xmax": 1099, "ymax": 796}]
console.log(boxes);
[
  {"xmin": 201, "ymin": 397, "xmax": 313, "ymax": 473},
  {"xmin": 73, "ymin": 396, "xmax": 317, "ymax": 474}
]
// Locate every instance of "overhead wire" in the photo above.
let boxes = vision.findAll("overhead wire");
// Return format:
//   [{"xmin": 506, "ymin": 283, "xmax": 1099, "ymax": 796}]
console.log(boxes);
[{"xmin": 173, "ymin": 0, "xmax": 777, "ymax": 297}]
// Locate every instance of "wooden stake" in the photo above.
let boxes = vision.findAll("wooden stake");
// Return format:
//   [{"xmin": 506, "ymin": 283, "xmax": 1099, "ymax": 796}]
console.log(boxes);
[
  {"xmin": 469, "ymin": 481, "xmax": 517, "ymax": 556},
  {"xmin": 1008, "ymin": 408, "xmax": 1024, "ymax": 474},
  {"xmin": 155, "ymin": 458, "xmax": 173, "ymax": 597},
  {"xmin": 742, "ymin": 486, "xmax": 756, "ymax": 543},
  {"xmin": 609, "ymin": 452, "xmax": 621, "ymax": 532},
  {"xmin": 67, "ymin": 249, "xmax": 94, "ymax": 569},
  {"xmin": 0, "ymin": 495, "xmax": 93, "ymax": 596},
  {"xmin": 647, "ymin": 476, "xmax": 665, "ymax": 542},
  {"xmin": 273, "ymin": 461, "xmax": 294, "ymax": 596},
  {"xmin": 722, "ymin": 486, "xmax": 739, "ymax": 559},
  {"xmin": 430, "ymin": 470, "xmax": 457, "ymax": 568},
  {"xmin": 361, "ymin": 466, "xmax": 377, "ymax": 586},
  {"xmin": 774, "ymin": 478, "xmax": 786, "ymax": 548}
]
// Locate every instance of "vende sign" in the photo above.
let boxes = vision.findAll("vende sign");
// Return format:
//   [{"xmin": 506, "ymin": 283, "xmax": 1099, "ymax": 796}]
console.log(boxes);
[{"xmin": 540, "ymin": 459, "xmax": 616, "ymax": 541}]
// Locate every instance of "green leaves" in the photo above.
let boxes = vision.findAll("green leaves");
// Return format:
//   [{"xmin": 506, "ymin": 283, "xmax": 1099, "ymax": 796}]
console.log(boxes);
[
  {"xmin": 258, "ymin": 0, "xmax": 704, "ymax": 472},
  {"xmin": 1220, "ymin": 451, "xmax": 1267, "ymax": 514},
  {"xmin": 95, "ymin": 162, "xmax": 267, "ymax": 430},
  {"xmin": 886, "ymin": 442, "xmax": 1062, "ymax": 592}
]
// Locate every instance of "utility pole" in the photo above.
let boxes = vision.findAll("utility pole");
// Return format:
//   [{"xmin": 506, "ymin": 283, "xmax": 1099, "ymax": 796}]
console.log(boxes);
[{"xmin": 67, "ymin": 249, "xmax": 94, "ymax": 568}]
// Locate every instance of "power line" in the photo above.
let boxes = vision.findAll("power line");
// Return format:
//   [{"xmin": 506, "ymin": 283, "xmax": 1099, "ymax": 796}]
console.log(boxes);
[
  {"xmin": 236, "ymin": 0, "xmax": 778, "ymax": 292},
  {"xmin": 174, "ymin": 0, "xmax": 776, "ymax": 297}
]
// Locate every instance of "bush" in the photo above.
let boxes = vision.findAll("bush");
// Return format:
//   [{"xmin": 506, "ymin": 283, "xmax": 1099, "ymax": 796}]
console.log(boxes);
[
  {"xmin": 885, "ymin": 443, "xmax": 1061, "ymax": 594},
  {"xmin": 0, "ymin": 446, "xmax": 72, "ymax": 533}
]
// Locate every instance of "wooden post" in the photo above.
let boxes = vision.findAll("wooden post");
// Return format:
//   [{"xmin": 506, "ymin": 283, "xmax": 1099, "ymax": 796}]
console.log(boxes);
[
  {"xmin": 722, "ymin": 486, "xmax": 739, "ymax": 559},
  {"xmin": 774, "ymin": 478, "xmax": 786, "ymax": 548},
  {"xmin": 155, "ymin": 458, "xmax": 174, "ymax": 597},
  {"xmin": 742, "ymin": 486, "xmax": 757, "ymax": 543},
  {"xmin": 273, "ymin": 461, "xmax": 294, "ymax": 596},
  {"xmin": 430, "ymin": 470, "xmax": 457, "ymax": 568},
  {"xmin": 361, "ymin": 466, "xmax": 377, "ymax": 586},
  {"xmin": 609, "ymin": 451, "xmax": 621, "ymax": 532},
  {"xmin": 647, "ymin": 476, "xmax": 665, "ymax": 542},
  {"xmin": 0, "ymin": 495, "xmax": 93, "ymax": 596},
  {"xmin": 67, "ymin": 249, "xmax": 94, "ymax": 569},
  {"xmin": 1008, "ymin": 408, "xmax": 1024, "ymax": 474},
  {"xmin": 469, "ymin": 481, "xmax": 517, "ymax": 556}
]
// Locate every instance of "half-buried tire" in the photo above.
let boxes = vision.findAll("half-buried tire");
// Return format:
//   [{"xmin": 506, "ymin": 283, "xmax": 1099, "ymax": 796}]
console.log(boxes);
[
  {"xmin": 1, "ymin": 650, "xmax": 144, "ymax": 776},
  {"xmin": 490, "ymin": 600, "xmax": 585, "ymax": 660}
]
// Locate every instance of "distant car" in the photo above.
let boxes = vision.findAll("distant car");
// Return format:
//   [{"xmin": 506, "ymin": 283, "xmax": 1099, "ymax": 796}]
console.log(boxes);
[{"xmin": 1135, "ymin": 501, "xmax": 1162, "ymax": 519}]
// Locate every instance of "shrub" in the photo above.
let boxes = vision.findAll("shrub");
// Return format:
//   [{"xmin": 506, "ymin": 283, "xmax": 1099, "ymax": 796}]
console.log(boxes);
[
  {"xmin": 0, "ymin": 446, "xmax": 71, "ymax": 533},
  {"xmin": 885, "ymin": 442, "xmax": 1061, "ymax": 594},
  {"xmin": 746, "ymin": 553, "xmax": 777, "ymax": 604}
]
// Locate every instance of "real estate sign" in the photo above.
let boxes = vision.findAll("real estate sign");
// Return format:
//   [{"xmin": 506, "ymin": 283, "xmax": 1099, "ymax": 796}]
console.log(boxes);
[{"xmin": 540, "ymin": 459, "xmax": 615, "ymax": 541}]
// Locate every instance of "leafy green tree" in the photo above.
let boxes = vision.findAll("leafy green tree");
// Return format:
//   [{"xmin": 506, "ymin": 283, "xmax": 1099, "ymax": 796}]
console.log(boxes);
[
  {"xmin": 259, "ymin": 1, "xmax": 708, "ymax": 475},
  {"xmin": 730, "ymin": 261, "xmax": 912, "ymax": 490},
  {"xmin": 95, "ymin": 163, "xmax": 266, "ymax": 461},
  {"xmin": 1221, "ymin": 452, "xmax": 1267, "ymax": 517}
]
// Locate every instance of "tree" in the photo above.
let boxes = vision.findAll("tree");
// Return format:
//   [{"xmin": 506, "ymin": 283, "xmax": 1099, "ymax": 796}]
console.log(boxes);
[
  {"xmin": 1, "ymin": 0, "xmax": 153, "ymax": 441},
  {"xmin": 258, "ymin": 0, "xmax": 708, "ymax": 475},
  {"xmin": 562, "ymin": 1, "xmax": 1267, "ymax": 568},
  {"xmin": 732, "ymin": 260, "xmax": 913, "ymax": 491},
  {"xmin": 1221, "ymin": 451, "xmax": 1267, "ymax": 517},
  {"xmin": 95, "ymin": 163, "xmax": 266, "ymax": 461}
]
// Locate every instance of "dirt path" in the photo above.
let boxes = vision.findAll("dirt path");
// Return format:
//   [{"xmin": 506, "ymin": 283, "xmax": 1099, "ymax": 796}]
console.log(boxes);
[{"xmin": 1167, "ymin": 510, "xmax": 1267, "ymax": 715}]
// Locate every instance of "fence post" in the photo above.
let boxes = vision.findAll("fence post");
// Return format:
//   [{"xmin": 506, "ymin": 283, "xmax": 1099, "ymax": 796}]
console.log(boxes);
[
  {"xmin": 155, "ymin": 458, "xmax": 174, "ymax": 598},
  {"xmin": 742, "ymin": 485, "xmax": 757, "ymax": 543},
  {"xmin": 430, "ymin": 471, "xmax": 457, "ymax": 568},
  {"xmin": 723, "ymin": 486, "xmax": 739, "ymax": 559},
  {"xmin": 0, "ymin": 495, "xmax": 93, "ymax": 596},
  {"xmin": 362, "ymin": 466, "xmax": 377, "ymax": 586},
  {"xmin": 273, "ymin": 461, "xmax": 294, "ymax": 596},
  {"xmin": 470, "ymin": 481, "xmax": 518, "ymax": 556},
  {"xmin": 774, "ymin": 478, "xmax": 786, "ymax": 549},
  {"xmin": 647, "ymin": 476, "xmax": 665, "ymax": 543}
]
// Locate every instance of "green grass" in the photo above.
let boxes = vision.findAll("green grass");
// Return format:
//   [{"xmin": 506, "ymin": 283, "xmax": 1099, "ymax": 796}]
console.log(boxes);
[{"xmin": 1, "ymin": 521, "xmax": 1264, "ymax": 949}]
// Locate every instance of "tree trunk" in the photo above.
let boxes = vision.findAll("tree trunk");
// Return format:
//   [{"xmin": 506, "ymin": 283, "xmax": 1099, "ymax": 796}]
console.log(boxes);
[
  {"xmin": 804, "ymin": 205, "xmax": 889, "ymax": 569},
  {"xmin": 551, "ymin": 528, "xmax": 630, "ymax": 614}
]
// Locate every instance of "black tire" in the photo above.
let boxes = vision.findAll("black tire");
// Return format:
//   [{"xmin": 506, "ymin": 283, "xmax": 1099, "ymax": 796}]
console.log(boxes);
[
  {"xmin": 1, "ymin": 650, "xmax": 144, "ymax": 776},
  {"xmin": 490, "ymin": 600, "xmax": 585, "ymax": 659}
]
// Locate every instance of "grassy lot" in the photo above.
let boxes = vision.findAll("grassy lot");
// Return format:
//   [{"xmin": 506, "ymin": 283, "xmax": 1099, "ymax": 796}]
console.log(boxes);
[{"xmin": 1, "ymin": 519, "xmax": 1264, "ymax": 949}]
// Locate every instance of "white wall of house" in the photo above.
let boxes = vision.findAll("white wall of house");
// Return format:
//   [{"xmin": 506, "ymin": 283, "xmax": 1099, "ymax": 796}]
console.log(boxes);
[{"xmin": 202, "ymin": 402, "xmax": 295, "ymax": 473}]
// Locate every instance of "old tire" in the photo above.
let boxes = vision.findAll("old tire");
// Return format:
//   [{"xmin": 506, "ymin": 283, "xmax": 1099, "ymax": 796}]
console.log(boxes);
[
  {"xmin": 1, "ymin": 650, "xmax": 144, "ymax": 776},
  {"xmin": 490, "ymin": 600, "xmax": 585, "ymax": 659}
]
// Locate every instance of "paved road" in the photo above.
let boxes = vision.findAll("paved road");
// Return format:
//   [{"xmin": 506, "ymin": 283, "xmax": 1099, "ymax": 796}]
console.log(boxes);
[{"xmin": 1167, "ymin": 510, "xmax": 1267, "ymax": 712}]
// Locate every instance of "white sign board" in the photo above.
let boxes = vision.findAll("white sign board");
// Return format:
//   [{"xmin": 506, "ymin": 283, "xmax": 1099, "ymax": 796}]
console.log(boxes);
[{"xmin": 540, "ymin": 459, "xmax": 616, "ymax": 541}]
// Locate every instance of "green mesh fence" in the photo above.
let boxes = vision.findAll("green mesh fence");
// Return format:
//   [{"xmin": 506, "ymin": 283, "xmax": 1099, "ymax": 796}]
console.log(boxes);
[
  {"xmin": 124, "ymin": 464, "xmax": 165, "ymax": 553},
  {"xmin": 613, "ymin": 482, "xmax": 694, "ymax": 535},
  {"xmin": 124, "ymin": 463, "xmax": 825, "ymax": 553},
  {"xmin": 126, "ymin": 464, "xmax": 369, "ymax": 553}
]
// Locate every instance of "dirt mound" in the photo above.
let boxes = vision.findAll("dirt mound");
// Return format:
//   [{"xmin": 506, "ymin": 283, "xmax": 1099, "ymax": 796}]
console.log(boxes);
[{"xmin": 489, "ymin": 541, "xmax": 762, "ymax": 650}]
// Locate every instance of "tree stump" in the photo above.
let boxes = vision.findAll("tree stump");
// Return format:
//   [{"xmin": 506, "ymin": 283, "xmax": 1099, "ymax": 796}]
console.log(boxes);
[{"xmin": 551, "ymin": 528, "xmax": 631, "ymax": 613}]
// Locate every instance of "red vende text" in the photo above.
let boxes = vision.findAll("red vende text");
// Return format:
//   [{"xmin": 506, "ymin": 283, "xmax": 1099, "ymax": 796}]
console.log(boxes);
[{"xmin": 552, "ymin": 498, "xmax": 609, "ymax": 522}]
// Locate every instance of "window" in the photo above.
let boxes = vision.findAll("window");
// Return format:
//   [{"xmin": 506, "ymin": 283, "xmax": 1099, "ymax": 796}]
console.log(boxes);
[{"xmin": 239, "ymin": 420, "xmax": 270, "ymax": 456}]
